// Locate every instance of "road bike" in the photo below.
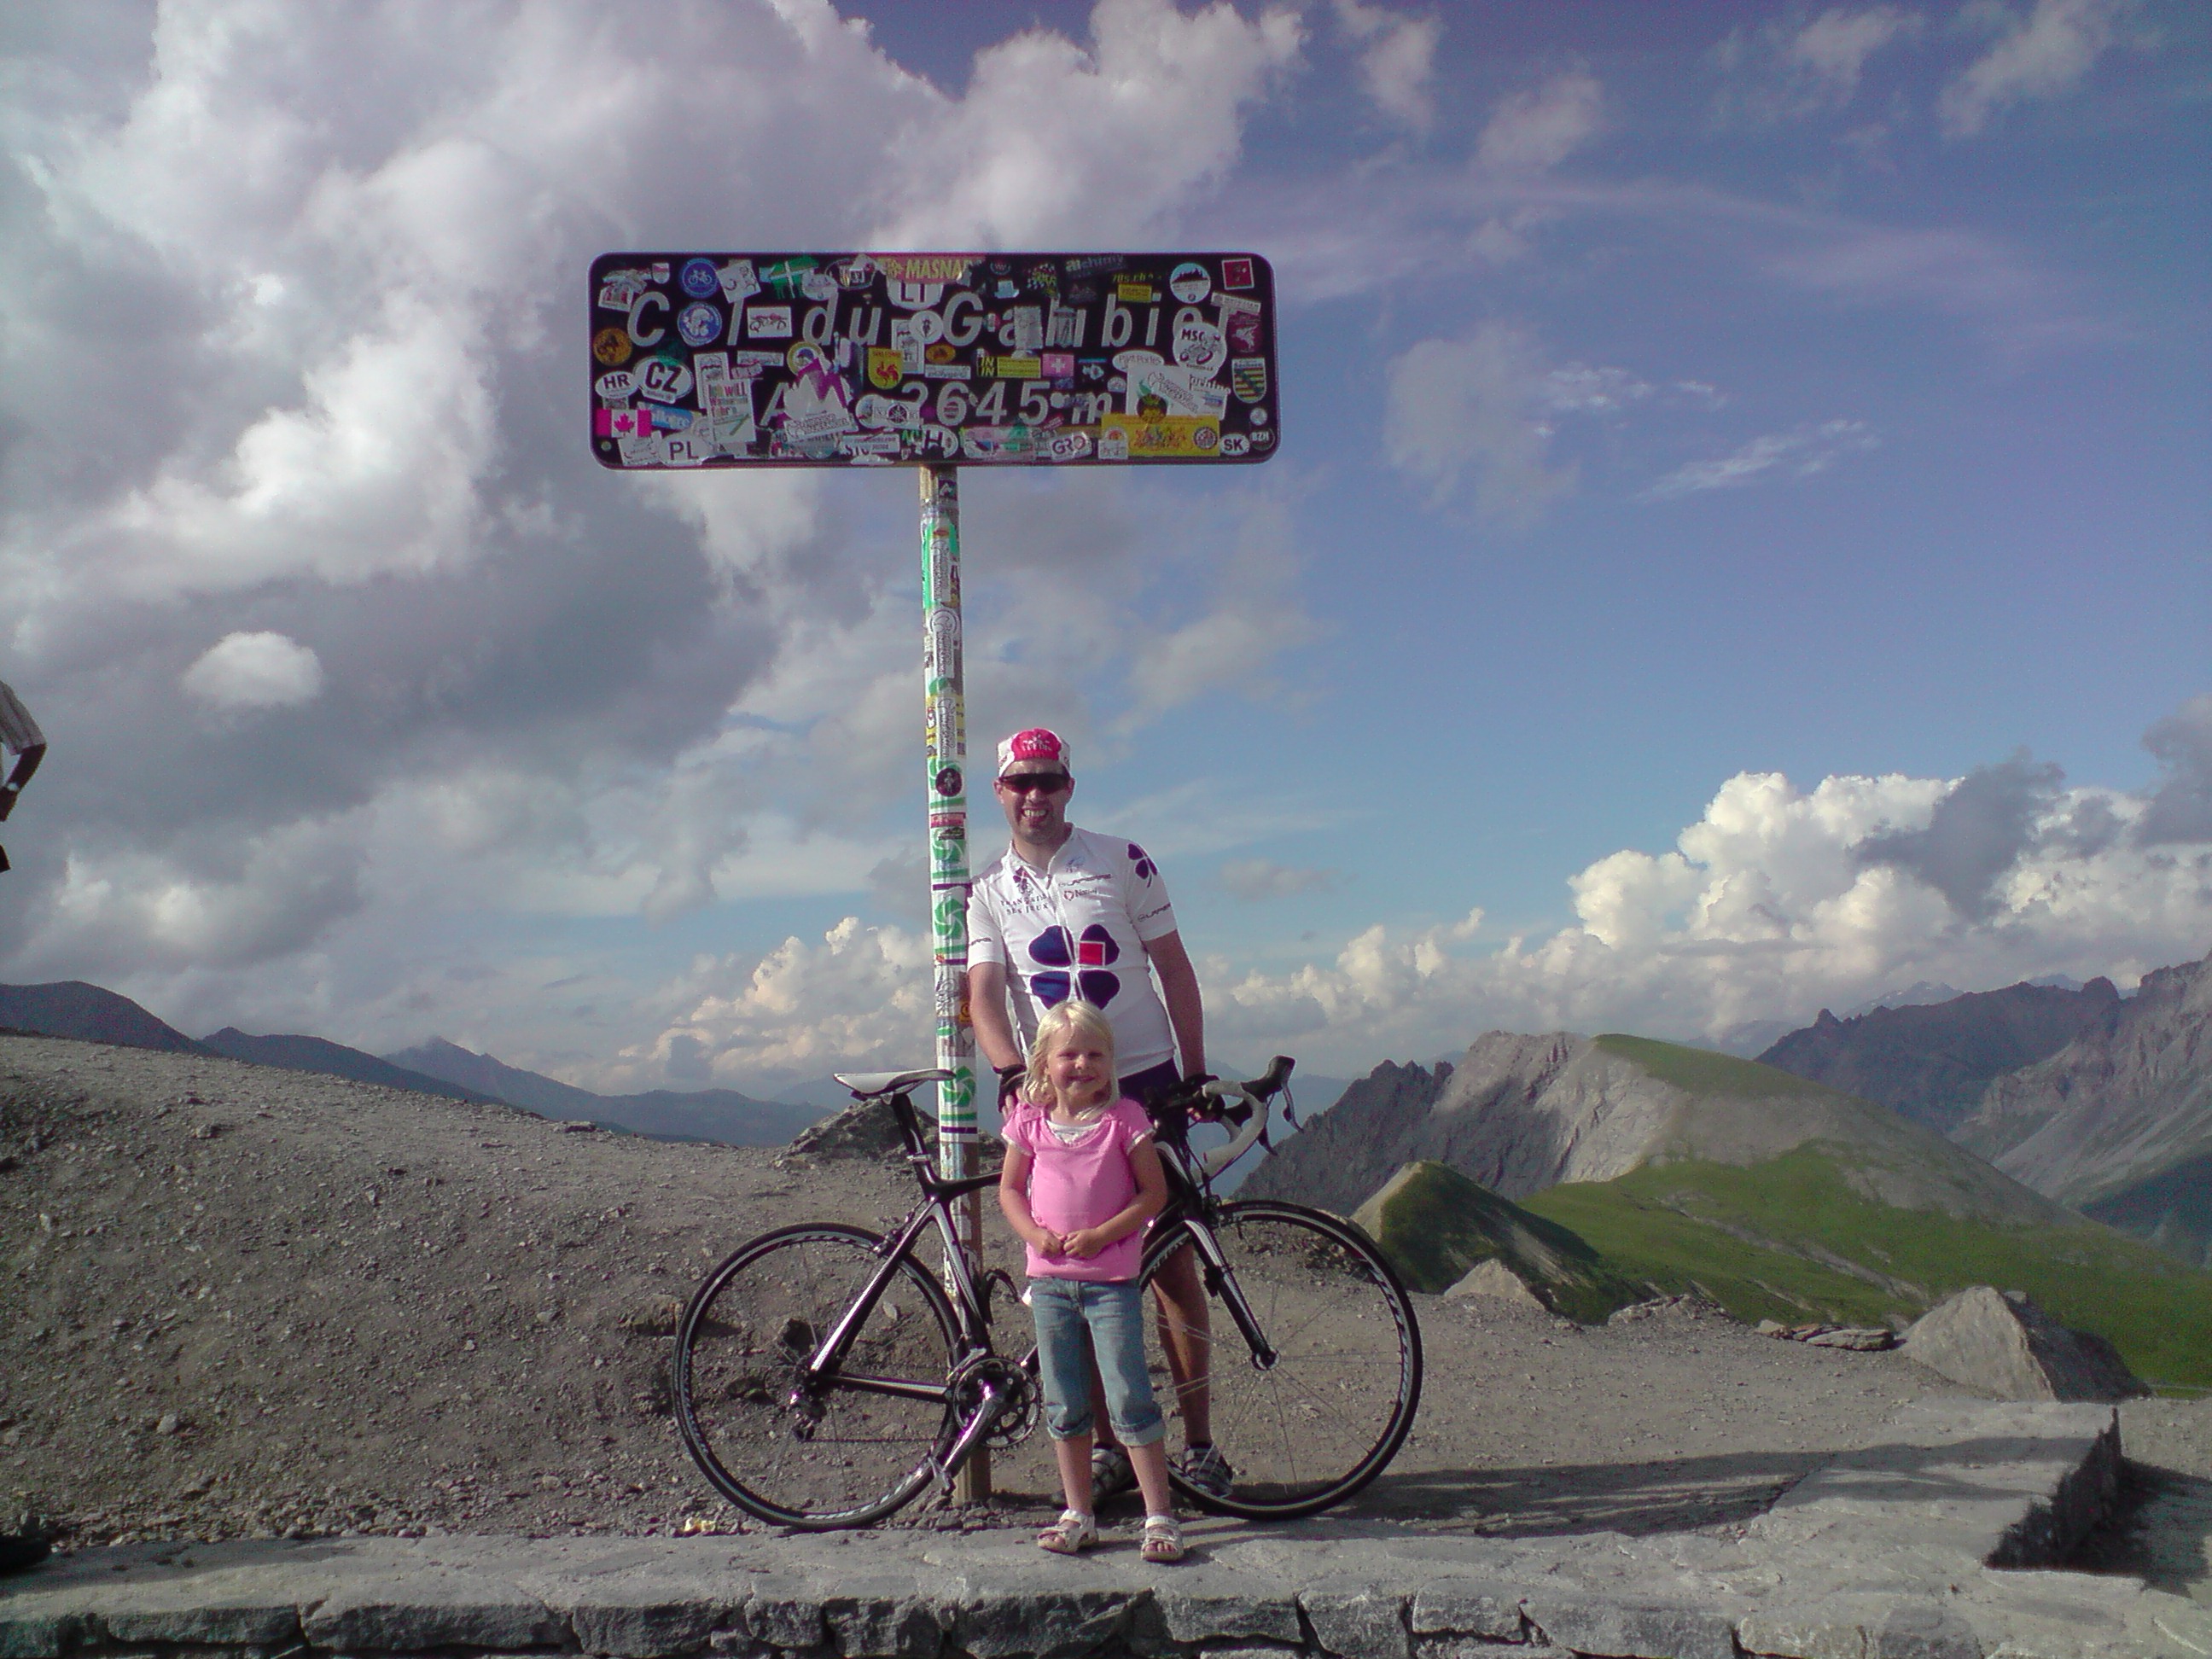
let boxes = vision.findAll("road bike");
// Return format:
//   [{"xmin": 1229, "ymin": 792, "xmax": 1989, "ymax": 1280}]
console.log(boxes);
[{"xmin": 672, "ymin": 1058, "xmax": 1423, "ymax": 1529}]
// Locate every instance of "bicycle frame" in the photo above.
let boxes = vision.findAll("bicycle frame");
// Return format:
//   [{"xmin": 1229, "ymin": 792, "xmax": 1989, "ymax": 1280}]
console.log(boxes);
[
  {"xmin": 786, "ymin": 1068, "xmax": 1290, "ymax": 1492},
  {"xmin": 783, "ymin": 1089, "xmax": 1016, "ymax": 1489}
]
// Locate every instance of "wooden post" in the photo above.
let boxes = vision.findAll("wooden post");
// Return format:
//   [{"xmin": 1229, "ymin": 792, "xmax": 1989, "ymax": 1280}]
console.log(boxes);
[{"xmin": 919, "ymin": 463, "xmax": 987, "ymax": 1502}]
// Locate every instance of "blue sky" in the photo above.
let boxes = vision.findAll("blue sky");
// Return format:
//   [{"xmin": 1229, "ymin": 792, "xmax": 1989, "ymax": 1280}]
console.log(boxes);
[{"xmin": 0, "ymin": 0, "xmax": 2205, "ymax": 1088}]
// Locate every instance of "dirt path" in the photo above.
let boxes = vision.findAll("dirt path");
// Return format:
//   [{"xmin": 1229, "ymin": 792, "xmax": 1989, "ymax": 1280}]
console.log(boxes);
[{"xmin": 2, "ymin": 1030, "xmax": 2204, "ymax": 1599}]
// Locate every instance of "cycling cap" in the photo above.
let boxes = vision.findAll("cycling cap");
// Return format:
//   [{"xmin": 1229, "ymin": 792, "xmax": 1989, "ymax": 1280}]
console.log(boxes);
[{"xmin": 998, "ymin": 727, "xmax": 1071, "ymax": 775}]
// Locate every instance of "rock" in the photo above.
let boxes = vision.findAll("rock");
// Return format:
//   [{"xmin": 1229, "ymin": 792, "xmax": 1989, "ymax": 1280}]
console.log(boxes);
[
  {"xmin": 1523, "ymin": 1595, "xmax": 1738, "ymax": 1659},
  {"xmin": 788, "ymin": 1098, "xmax": 910, "ymax": 1161},
  {"xmin": 1803, "ymin": 1327, "xmax": 1895, "ymax": 1351},
  {"xmin": 1442, "ymin": 1256, "xmax": 1547, "ymax": 1312},
  {"xmin": 1301, "ymin": 1588, "xmax": 1411, "ymax": 1659},
  {"xmin": 1756, "ymin": 1320, "xmax": 1896, "ymax": 1350},
  {"xmin": 1901, "ymin": 1285, "xmax": 2146, "ymax": 1401},
  {"xmin": 618, "ymin": 1295, "xmax": 685, "ymax": 1337},
  {"xmin": 1611, "ymin": 1294, "xmax": 1728, "ymax": 1326}
]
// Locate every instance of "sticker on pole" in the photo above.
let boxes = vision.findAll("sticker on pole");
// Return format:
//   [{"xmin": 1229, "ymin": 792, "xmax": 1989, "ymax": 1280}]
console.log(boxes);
[{"xmin": 587, "ymin": 252, "xmax": 1279, "ymax": 469}]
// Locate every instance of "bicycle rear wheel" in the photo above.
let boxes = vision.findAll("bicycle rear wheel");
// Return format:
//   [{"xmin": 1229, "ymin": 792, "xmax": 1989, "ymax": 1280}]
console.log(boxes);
[
  {"xmin": 674, "ymin": 1224, "xmax": 960, "ymax": 1528},
  {"xmin": 1142, "ymin": 1200, "xmax": 1422, "ymax": 1519}
]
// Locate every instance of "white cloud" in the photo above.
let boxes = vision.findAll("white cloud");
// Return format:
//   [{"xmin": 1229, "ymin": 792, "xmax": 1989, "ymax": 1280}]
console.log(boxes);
[
  {"xmin": 182, "ymin": 632, "xmax": 325, "ymax": 710},
  {"xmin": 1540, "ymin": 363, "xmax": 1656, "ymax": 416},
  {"xmin": 1220, "ymin": 859, "xmax": 1336, "ymax": 901},
  {"xmin": 1334, "ymin": 2, "xmax": 1442, "ymax": 132},
  {"xmin": 1384, "ymin": 324, "xmax": 1651, "ymax": 523},
  {"xmin": 1714, "ymin": 6, "xmax": 1924, "ymax": 122},
  {"xmin": 1644, "ymin": 419, "xmax": 1878, "ymax": 499},
  {"xmin": 1941, "ymin": 0, "xmax": 2136, "ymax": 137},
  {"xmin": 301, "ymin": 708, "xmax": 2208, "ymax": 1093},
  {"xmin": 0, "ymin": 0, "xmax": 1313, "ymax": 1047},
  {"xmin": 626, "ymin": 917, "xmax": 934, "ymax": 1086},
  {"xmin": 1474, "ymin": 71, "xmax": 1604, "ymax": 174},
  {"xmin": 24, "ymin": 818, "xmax": 368, "ymax": 974},
  {"xmin": 1790, "ymin": 6, "xmax": 1924, "ymax": 98},
  {"xmin": 874, "ymin": 0, "xmax": 1304, "ymax": 245},
  {"xmin": 1205, "ymin": 756, "xmax": 2212, "ymax": 1072},
  {"xmin": 1383, "ymin": 323, "xmax": 1571, "ymax": 521}
]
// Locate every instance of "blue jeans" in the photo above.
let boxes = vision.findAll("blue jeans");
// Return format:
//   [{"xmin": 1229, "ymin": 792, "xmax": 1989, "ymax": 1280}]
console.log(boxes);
[{"xmin": 1028, "ymin": 1277, "xmax": 1164, "ymax": 1446}]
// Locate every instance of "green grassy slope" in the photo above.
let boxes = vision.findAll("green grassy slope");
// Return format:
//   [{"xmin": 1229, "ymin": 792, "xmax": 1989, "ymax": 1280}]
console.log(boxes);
[
  {"xmin": 1522, "ymin": 1144, "xmax": 2212, "ymax": 1391},
  {"xmin": 1351, "ymin": 1160, "xmax": 1644, "ymax": 1320},
  {"xmin": 1592, "ymin": 1033, "xmax": 1837, "ymax": 1100}
]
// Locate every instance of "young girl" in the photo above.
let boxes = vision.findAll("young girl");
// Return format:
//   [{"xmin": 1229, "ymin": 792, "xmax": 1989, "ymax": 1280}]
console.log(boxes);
[{"xmin": 998, "ymin": 999, "xmax": 1186, "ymax": 1563}]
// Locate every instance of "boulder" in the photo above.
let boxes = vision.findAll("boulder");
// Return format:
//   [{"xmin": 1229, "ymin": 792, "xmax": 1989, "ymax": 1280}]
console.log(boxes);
[
  {"xmin": 1442, "ymin": 1256, "xmax": 1548, "ymax": 1312},
  {"xmin": 1901, "ymin": 1285, "xmax": 2146, "ymax": 1401},
  {"xmin": 788, "ymin": 1097, "xmax": 907, "ymax": 1161},
  {"xmin": 787, "ymin": 1099, "xmax": 1003, "ymax": 1166},
  {"xmin": 1755, "ymin": 1319, "xmax": 1897, "ymax": 1351}
]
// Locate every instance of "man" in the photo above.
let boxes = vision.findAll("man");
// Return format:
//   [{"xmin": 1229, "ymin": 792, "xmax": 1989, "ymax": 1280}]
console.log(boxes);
[
  {"xmin": 0, "ymin": 678, "xmax": 45, "ymax": 876},
  {"xmin": 967, "ymin": 726, "xmax": 1231, "ymax": 1501}
]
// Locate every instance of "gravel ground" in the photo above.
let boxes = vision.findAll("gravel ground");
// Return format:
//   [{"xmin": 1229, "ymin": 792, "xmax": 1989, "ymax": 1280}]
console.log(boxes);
[{"xmin": 2, "ymin": 1028, "xmax": 2205, "ymax": 1598}]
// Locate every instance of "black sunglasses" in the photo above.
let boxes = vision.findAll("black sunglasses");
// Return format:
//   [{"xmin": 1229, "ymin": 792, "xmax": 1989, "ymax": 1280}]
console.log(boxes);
[{"xmin": 998, "ymin": 771, "xmax": 1071, "ymax": 794}]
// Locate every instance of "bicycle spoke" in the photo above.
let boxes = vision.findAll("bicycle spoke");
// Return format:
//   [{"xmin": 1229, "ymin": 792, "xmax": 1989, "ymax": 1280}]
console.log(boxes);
[
  {"xmin": 1145, "ymin": 1202, "xmax": 1421, "ymax": 1519},
  {"xmin": 677, "ymin": 1226, "xmax": 959, "ymax": 1528}
]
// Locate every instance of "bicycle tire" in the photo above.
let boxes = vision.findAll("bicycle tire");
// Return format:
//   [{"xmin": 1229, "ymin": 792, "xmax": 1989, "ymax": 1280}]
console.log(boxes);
[
  {"xmin": 1140, "ymin": 1200, "xmax": 1422, "ymax": 1520},
  {"xmin": 674, "ymin": 1223, "xmax": 961, "ymax": 1528}
]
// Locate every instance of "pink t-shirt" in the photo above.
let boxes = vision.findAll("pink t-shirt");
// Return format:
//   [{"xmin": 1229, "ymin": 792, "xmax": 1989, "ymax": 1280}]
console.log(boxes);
[{"xmin": 1004, "ymin": 1097, "xmax": 1155, "ymax": 1283}]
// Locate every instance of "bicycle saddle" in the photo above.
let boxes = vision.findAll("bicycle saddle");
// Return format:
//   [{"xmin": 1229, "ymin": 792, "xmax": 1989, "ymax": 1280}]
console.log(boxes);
[{"xmin": 833, "ymin": 1068, "xmax": 952, "ymax": 1098}]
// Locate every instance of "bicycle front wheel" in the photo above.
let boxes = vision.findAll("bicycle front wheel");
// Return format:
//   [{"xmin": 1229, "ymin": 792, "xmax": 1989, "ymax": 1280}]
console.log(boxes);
[
  {"xmin": 674, "ymin": 1224, "xmax": 960, "ymax": 1528},
  {"xmin": 1142, "ymin": 1200, "xmax": 1422, "ymax": 1520}
]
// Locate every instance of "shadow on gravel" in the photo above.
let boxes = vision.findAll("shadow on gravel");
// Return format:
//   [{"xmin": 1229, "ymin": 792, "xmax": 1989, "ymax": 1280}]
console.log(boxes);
[
  {"xmin": 2066, "ymin": 1460, "xmax": 2212, "ymax": 1603},
  {"xmin": 1333, "ymin": 1448, "xmax": 1824, "ymax": 1536},
  {"xmin": 1318, "ymin": 1432, "xmax": 2129, "ymax": 1541}
]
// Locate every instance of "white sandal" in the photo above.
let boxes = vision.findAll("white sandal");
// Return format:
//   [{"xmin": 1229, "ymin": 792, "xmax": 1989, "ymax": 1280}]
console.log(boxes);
[
  {"xmin": 1037, "ymin": 1509, "xmax": 1099, "ymax": 1554},
  {"xmin": 1140, "ymin": 1513, "xmax": 1186, "ymax": 1563}
]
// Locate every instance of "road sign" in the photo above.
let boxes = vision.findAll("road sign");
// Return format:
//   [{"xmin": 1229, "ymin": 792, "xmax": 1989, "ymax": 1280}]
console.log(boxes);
[{"xmin": 588, "ymin": 252, "xmax": 1278, "ymax": 469}]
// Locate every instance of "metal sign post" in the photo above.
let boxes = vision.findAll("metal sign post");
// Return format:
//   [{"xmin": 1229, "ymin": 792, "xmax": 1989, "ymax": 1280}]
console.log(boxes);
[
  {"xmin": 591, "ymin": 250, "xmax": 1279, "ymax": 1507},
  {"xmin": 918, "ymin": 461, "xmax": 982, "ymax": 1501}
]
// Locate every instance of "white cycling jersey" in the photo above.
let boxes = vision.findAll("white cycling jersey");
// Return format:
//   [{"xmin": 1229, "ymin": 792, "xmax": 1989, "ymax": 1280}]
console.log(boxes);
[{"xmin": 967, "ymin": 826, "xmax": 1179, "ymax": 1073}]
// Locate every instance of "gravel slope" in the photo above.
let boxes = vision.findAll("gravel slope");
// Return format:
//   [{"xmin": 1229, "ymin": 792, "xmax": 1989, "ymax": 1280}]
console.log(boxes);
[
  {"xmin": 3, "ymin": 1029, "xmax": 2205, "ymax": 1595},
  {"xmin": 0, "ymin": 1034, "xmax": 920, "ymax": 1544}
]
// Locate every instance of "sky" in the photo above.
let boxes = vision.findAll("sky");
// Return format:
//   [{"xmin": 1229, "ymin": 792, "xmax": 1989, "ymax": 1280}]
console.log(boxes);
[{"xmin": 0, "ymin": 0, "xmax": 2206, "ymax": 1092}]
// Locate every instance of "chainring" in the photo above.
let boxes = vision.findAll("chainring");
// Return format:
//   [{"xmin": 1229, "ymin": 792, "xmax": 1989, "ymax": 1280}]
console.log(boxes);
[{"xmin": 950, "ymin": 1353, "xmax": 1040, "ymax": 1447}]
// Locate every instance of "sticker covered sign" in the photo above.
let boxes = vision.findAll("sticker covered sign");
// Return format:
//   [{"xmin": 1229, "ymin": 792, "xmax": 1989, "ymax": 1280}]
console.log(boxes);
[{"xmin": 588, "ymin": 251, "xmax": 1279, "ymax": 469}]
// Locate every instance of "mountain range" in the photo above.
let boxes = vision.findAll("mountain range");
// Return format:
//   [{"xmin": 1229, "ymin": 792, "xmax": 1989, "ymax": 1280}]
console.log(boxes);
[
  {"xmin": 1956, "ymin": 955, "xmax": 2212, "ymax": 1264},
  {"xmin": 1755, "ymin": 950, "xmax": 2212, "ymax": 1266},
  {"xmin": 1755, "ymin": 976, "xmax": 2121, "ymax": 1135},
  {"xmin": 0, "ymin": 981, "xmax": 214, "ymax": 1056},
  {"xmin": 0, "ymin": 981, "xmax": 825, "ymax": 1148},
  {"xmin": 387, "ymin": 1037, "xmax": 825, "ymax": 1145},
  {"xmin": 1245, "ymin": 1031, "xmax": 2068, "ymax": 1228},
  {"xmin": 1248, "ymin": 1025, "xmax": 2212, "ymax": 1387}
]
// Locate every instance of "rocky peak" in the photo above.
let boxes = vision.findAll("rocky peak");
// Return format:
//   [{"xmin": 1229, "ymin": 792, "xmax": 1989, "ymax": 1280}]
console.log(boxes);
[
  {"xmin": 1958, "ymin": 951, "xmax": 2211, "ymax": 1212},
  {"xmin": 1236, "ymin": 1055, "xmax": 1458, "ymax": 1213},
  {"xmin": 1756, "ymin": 976, "xmax": 2123, "ymax": 1135}
]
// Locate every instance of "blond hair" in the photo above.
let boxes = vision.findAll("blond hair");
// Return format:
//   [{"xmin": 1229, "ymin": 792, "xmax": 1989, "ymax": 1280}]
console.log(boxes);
[{"xmin": 1023, "ymin": 999, "xmax": 1117, "ymax": 1109}]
